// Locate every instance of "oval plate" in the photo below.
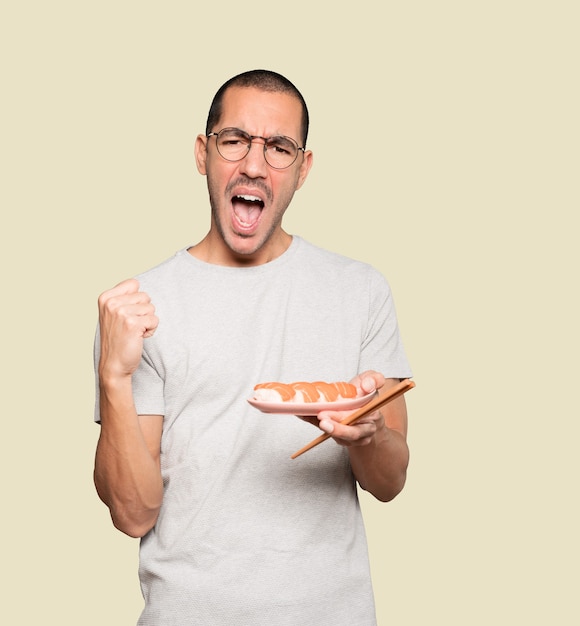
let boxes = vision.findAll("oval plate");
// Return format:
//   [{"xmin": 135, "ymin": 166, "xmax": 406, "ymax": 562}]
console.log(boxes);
[{"xmin": 247, "ymin": 390, "xmax": 377, "ymax": 416}]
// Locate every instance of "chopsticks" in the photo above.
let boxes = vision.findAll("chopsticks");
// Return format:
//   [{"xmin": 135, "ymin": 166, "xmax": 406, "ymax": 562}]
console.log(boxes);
[{"xmin": 290, "ymin": 378, "xmax": 415, "ymax": 459}]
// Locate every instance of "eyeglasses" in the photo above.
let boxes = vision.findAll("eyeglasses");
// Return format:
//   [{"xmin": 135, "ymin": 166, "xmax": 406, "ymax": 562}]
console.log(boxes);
[{"xmin": 207, "ymin": 127, "xmax": 305, "ymax": 169}]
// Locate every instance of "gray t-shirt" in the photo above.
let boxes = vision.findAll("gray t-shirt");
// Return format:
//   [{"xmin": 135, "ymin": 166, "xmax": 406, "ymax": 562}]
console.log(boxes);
[{"xmin": 95, "ymin": 236, "xmax": 412, "ymax": 625}]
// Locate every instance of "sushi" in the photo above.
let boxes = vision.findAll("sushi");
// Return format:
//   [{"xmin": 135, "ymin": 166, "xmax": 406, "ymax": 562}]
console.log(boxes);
[{"xmin": 253, "ymin": 380, "xmax": 357, "ymax": 403}]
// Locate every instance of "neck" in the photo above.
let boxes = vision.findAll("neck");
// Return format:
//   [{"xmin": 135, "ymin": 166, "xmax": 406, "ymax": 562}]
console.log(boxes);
[{"xmin": 188, "ymin": 230, "xmax": 292, "ymax": 267}]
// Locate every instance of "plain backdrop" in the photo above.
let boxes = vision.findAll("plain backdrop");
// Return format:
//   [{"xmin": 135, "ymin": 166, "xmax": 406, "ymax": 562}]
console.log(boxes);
[{"xmin": 2, "ymin": 1, "xmax": 578, "ymax": 624}]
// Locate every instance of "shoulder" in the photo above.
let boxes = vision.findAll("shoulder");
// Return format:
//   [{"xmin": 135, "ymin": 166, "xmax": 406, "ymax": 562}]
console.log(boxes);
[
  {"xmin": 134, "ymin": 249, "xmax": 192, "ymax": 291},
  {"xmin": 293, "ymin": 237, "xmax": 388, "ymax": 285}
]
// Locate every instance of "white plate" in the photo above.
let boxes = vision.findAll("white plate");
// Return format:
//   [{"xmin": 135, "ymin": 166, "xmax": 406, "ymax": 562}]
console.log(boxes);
[{"xmin": 247, "ymin": 391, "xmax": 377, "ymax": 416}]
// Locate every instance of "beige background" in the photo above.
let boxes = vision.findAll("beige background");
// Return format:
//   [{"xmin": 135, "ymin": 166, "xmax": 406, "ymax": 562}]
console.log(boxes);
[{"xmin": 2, "ymin": 1, "xmax": 578, "ymax": 624}]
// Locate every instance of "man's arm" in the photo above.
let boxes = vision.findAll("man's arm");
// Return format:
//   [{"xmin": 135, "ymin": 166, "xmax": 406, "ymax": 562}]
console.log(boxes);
[
  {"xmin": 94, "ymin": 396, "xmax": 164, "ymax": 537},
  {"xmin": 317, "ymin": 374, "xmax": 410, "ymax": 502},
  {"xmin": 93, "ymin": 279, "xmax": 164, "ymax": 538}
]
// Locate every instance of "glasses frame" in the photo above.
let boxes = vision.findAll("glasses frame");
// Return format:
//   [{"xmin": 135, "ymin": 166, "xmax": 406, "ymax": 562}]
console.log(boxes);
[{"xmin": 207, "ymin": 127, "xmax": 305, "ymax": 170}]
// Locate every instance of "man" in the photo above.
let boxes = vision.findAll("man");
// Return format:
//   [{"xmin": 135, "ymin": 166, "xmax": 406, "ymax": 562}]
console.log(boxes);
[{"xmin": 94, "ymin": 69, "xmax": 412, "ymax": 625}]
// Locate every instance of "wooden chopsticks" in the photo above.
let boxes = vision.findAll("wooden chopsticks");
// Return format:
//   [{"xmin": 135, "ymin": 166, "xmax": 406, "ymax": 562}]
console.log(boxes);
[{"xmin": 290, "ymin": 378, "xmax": 415, "ymax": 459}]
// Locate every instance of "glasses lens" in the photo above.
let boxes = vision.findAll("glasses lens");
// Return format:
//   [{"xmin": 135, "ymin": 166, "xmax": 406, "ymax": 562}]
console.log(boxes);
[
  {"xmin": 213, "ymin": 128, "xmax": 300, "ymax": 168},
  {"xmin": 216, "ymin": 128, "xmax": 250, "ymax": 161},
  {"xmin": 264, "ymin": 136, "xmax": 299, "ymax": 169}
]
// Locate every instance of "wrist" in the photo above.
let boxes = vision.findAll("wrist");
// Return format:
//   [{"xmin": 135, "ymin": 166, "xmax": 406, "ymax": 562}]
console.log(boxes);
[{"xmin": 99, "ymin": 368, "xmax": 133, "ymax": 392}]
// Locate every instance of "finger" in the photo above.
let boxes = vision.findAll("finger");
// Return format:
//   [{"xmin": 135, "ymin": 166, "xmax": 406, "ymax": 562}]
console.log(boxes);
[
  {"xmin": 350, "ymin": 370, "xmax": 385, "ymax": 395},
  {"xmin": 318, "ymin": 410, "xmax": 379, "ymax": 443},
  {"xmin": 142, "ymin": 314, "xmax": 160, "ymax": 337},
  {"xmin": 319, "ymin": 418, "xmax": 335, "ymax": 434},
  {"xmin": 99, "ymin": 303, "xmax": 155, "ymax": 335},
  {"xmin": 112, "ymin": 301, "xmax": 155, "ymax": 317},
  {"xmin": 112, "ymin": 277, "xmax": 140, "ymax": 295},
  {"xmin": 360, "ymin": 376, "xmax": 378, "ymax": 395},
  {"xmin": 118, "ymin": 309, "xmax": 159, "ymax": 335},
  {"xmin": 99, "ymin": 280, "xmax": 146, "ymax": 311},
  {"xmin": 360, "ymin": 373, "xmax": 385, "ymax": 395},
  {"xmin": 319, "ymin": 417, "xmax": 375, "ymax": 437},
  {"xmin": 99, "ymin": 289, "xmax": 153, "ymax": 319},
  {"xmin": 98, "ymin": 278, "xmax": 139, "ymax": 303}
]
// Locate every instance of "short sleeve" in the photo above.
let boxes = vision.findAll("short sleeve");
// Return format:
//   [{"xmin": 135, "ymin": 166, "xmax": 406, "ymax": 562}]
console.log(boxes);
[{"xmin": 359, "ymin": 270, "xmax": 413, "ymax": 379}]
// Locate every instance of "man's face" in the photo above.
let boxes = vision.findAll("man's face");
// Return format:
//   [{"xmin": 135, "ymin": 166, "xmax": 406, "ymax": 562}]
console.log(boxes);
[{"xmin": 195, "ymin": 86, "xmax": 313, "ymax": 265}]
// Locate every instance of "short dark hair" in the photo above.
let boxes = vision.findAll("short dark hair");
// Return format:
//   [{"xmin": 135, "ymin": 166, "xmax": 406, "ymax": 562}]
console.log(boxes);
[{"xmin": 205, "ymin": 69, "xmax": 310, "ymax": 147}]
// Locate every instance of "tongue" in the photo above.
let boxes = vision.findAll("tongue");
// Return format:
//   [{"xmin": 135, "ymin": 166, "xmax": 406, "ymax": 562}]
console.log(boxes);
[{"xmin": 233, "ymin": 199, "xmax": 262, "ymax": 226}]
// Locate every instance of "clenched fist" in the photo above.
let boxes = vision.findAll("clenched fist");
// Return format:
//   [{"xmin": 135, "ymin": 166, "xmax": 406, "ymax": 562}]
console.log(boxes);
[{"xmin": 97, "ymin": 278, "xmax": 159, "ymax": 381}]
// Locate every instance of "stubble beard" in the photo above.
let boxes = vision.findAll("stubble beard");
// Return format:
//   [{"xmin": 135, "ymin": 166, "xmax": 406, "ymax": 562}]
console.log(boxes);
[{"xmin": 207, "ymin": 177, "xmax": 290, "ymax": 259}]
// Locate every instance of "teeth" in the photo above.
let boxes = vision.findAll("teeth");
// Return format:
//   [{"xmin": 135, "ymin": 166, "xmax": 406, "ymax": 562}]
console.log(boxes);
[{"xmin": 236, "ymin": 194, "xmax": 262, "ymax": 203}]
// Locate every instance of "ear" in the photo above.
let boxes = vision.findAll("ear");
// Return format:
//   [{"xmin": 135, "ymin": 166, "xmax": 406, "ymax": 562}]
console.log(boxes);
[
  {"xmin": 194, "ymin": 134, "xmax": 209, "ymax": 175},
  {"xmin": 295, "ymin": 149, "xmax": 313, "ymax": 191}
]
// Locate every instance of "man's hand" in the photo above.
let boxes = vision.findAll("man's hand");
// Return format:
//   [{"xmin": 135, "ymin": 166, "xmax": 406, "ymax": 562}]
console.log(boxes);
[
  {"xmin": 97, "ymin": 278, "xmax": 159, "ymax": 380},
  {"xmin": 316, "ymin": 371, "xmax": 387, "ymax": 446},
  {"xmin": 311, "ymin": 372, "xmax": 409, "ymax": 501}
]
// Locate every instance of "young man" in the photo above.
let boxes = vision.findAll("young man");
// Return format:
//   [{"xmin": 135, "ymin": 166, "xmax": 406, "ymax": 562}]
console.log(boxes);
[{"xmin": 94, "ymin": 69, "xmax": 412, "ymax": 625}]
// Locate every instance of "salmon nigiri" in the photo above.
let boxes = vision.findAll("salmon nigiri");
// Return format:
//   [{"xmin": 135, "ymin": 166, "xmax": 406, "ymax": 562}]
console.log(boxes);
[
  {"xmin": 291, "ymin": 382, "xmax": 321, "ymax": 403},
  {"xmin": 253, "ymin": 380, "xmax": 357, "ymax": 403},
  {"xmin": 311, "ymin": 381, "xmax": 340, "ymax": 402},
  {"xmin": 331, "ymin": 381, "xmax": 357, "ymax": 399},
  {"xmin": 253, "ymin": 382, "xmax": 295, "ymax": 402}
]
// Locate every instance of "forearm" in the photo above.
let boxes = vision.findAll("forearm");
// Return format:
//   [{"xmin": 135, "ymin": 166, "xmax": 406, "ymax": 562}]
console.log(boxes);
[
  {"xmin": 94, "ymin": 377, "xmax": 163, "ymax": 537},
  {"xmin": 349, "ymin": 419, "xmax": 409, "ymax": 502}
]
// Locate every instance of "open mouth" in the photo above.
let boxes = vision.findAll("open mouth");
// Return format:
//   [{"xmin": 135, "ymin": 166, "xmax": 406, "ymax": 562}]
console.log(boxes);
[{"xmin": 232, "ymin": 194, "xmax": 265, "ymax": 230}]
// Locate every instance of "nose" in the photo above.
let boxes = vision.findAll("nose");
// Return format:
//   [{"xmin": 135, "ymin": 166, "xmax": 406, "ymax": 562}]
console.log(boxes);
[{"xmin": 239, "ymin": 139, "xmax": 268, "ymax": 178}]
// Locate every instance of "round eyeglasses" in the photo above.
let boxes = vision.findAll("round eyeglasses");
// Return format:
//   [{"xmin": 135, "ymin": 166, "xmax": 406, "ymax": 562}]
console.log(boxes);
[{"xmin": 207, "ymin": 127, "xmax": 305, "ymax": 169}]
